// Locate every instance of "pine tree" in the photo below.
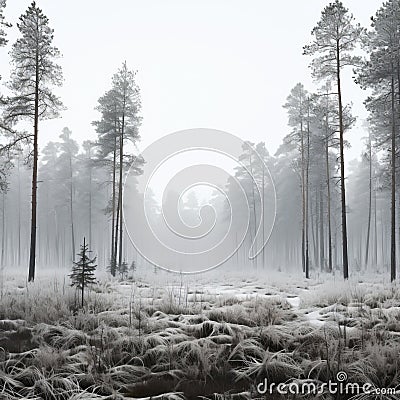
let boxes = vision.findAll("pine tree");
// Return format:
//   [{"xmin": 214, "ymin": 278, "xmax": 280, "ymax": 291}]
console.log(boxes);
[
  {"xmin": 70, "ymin": 237, "xmax": 97, "ymax": 308},
  {"xmin": 93, "ymin": 89, "xmax": 119, "ymax": 275},
  {"xmin": 112, "ymin": 62, "xmax": 141, "ymax": 275},
  {"xmin": 304, "ymin": 0, "xmax": 364, "ymax": 280},
  {"xmin": 283, "ymin": 83, "xmax": 309, "ymax": 276},
  {"xmin": 4, "ymin": 1, "xmax": 63, "ymax": 282},
  {"xmin": 93, "ymin": 62, "xmax": 142, "ymax": 276}
]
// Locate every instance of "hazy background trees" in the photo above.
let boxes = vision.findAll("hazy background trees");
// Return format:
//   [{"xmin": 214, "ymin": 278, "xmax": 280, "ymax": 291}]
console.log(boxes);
[{"xmin": 0, "ymin": 0, "xmax": 399, "ymax": 282}]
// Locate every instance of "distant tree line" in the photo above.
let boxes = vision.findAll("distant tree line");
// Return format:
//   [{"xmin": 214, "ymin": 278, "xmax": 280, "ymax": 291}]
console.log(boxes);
[{"xmin": 0, "ymin": 0, "xmax": 399, "ymax": 282}]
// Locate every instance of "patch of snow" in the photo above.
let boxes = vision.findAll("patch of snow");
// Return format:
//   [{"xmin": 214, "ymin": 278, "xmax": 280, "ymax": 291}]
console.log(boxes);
[{"xmin": 286, "ymin": 296, "xmax": 300, "ymax": 310}]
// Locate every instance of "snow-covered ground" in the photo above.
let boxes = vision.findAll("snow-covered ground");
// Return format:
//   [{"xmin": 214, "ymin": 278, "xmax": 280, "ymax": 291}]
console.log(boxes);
[{"xmin": 0, "ymin": 267, "xmax": 399, "ymax": 399}]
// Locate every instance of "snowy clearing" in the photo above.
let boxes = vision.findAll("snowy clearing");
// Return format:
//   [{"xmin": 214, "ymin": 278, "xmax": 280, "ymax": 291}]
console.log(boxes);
[{"xmin": 0, "ymin": 268, "xmax": 399, "ymax": 399}]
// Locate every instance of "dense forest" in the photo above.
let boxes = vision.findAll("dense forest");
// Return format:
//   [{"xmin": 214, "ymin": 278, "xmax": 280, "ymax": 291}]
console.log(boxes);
[{"xmin": 0, "ymin": 0, "xmax": 398, "ymax": 283}]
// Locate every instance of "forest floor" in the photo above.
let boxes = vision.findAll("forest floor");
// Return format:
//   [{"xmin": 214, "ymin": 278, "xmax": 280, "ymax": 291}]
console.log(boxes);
[{"xmin": 0, "ymin": 267, "xmax": 399, "ymax": 399}]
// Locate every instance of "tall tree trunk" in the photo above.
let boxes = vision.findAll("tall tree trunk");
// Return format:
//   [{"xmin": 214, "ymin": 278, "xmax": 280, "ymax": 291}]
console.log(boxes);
[
  {"xmin": 315, "ymin": 186, "xmax": 319, "ymax": 266},
  {"xmin": 391, "ymin": 69, "xmax": 396, "ymax": 282},
  {"xmin": 69, "ymin": 150, "xmax": 75, "ymax": 260},
  {"xmin": 17, "ymin": 158, "xmax": 21, "ymax": 266},
  {"xmin": 336, "ymin": 40, "xmax": 349, "ymax": 280},
  {"xmin": 81, "ymin": 237, "xmax": 86, "ymax": 308},
  {"xmin": 88, "ymin": 146, "xmax": 92, "ymax": 248},
  {"xmin": 398, "ymin": 194, "xmax": 400, "ymax": 268},
  {"xmin": 380, "ymin": 210, "xmax": 385, "ymax": 267},
  {"xmin": 310, "ymin": 188, "xmax": 317, "ymax": 265},
  {"xmin": 333, "ymin": 220, "xmax": 338, "ymax": 268},
  {"xmin": 365, "ymin": 130, "xmax": 372, "ymax": 268},
  {"xmin": 110, "ymin": 137, "xmax": 117, "ymax": 274},
  {"xmin": 262, "ymin": 164, "xmax": 265, "ymax": 268},
  {"xmin": 320, "ymin": 184, "xmax": 324, "ymax": 271},
  {"xmin": 114, "ymin": 192, "xmax": 120, "ymax": 275},
  {"xmin": 46, "ymin": 190, "xmax": 50, "ymax": 265},
  {"xmin": 325, "ymin": 139, "xmax": 333, "ymax": 272},
  {"xmin": 301, "ymin": 120, "xmax": 305, "ymax": 273},
  {"xmin": 1, "ymin": 192, "xmax": 5, "ymax": 267},
  {"xmin": 28, "ymin": 46, "xmax": 39, "ymax": 282},
  {"xmin": 373, "ymin": 176, "xmax": 377, "ymax": 266},
  {"xmin": 118, "ymin": 116, "xmax": 125, "ymax": 270},
  {"xmin": 305, "ymin": 100, "xmax": 310, "ymax": 279}
]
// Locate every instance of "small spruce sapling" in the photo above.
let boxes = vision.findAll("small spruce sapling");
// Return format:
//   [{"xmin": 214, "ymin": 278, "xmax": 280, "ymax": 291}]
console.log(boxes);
[{"xmin": 70, "ymin": 237, "xmax": 97, "ymax": 308}]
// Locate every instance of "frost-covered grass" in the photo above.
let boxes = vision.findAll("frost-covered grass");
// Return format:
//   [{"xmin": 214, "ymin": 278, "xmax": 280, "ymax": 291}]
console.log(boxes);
[{"xmin": 0, "ymin": 267, "xmax": 399, "ymax": 399}]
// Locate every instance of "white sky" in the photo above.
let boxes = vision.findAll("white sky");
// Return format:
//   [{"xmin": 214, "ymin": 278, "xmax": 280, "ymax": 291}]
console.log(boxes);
[{"xmin": 0, "ymin": 0, "xmax": 384, "ymax": 164}]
